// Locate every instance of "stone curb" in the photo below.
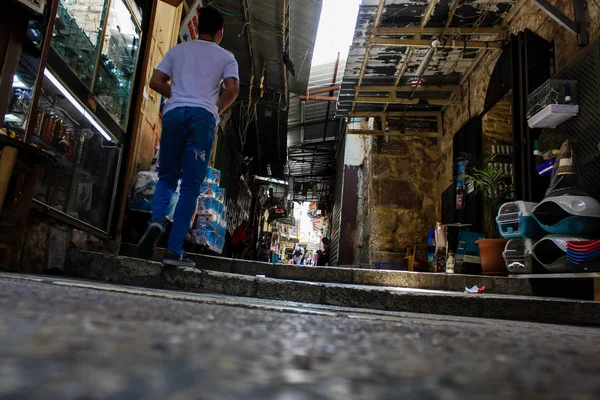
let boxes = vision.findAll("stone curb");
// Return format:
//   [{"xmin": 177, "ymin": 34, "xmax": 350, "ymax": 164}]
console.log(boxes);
[
  {"xmin": 119, "ymin": 244, "xmax": 533, "ymax": 296},
  {"xmin": 67, "ymin": 249, "xmax": 600, "ymax": 326}
]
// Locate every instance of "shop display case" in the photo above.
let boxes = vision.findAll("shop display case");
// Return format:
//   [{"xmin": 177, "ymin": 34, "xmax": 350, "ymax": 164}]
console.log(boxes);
[
  {"xmin": 3, "ymin": 19, "xmax": 47, "ymax": 140},
  {"xmin": 94, "ymin": 0, "xmax": 141, "ymax": 127},
  {"xmin": 51, "ymin": 0, "xmax": 106, "ymax": 90},
  {"xmin": 30, "ymin": 68, "xmax": 122, "ymax": 231},
  {"xmin": 50, "ymin": 0, "xmax": 141, "ymax": 127}
]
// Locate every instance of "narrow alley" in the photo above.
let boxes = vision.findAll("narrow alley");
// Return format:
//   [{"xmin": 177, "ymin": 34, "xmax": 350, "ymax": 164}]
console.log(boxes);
[{"xmin": 2, "ymin": 0, "xmax": 600, "ymax": 398}]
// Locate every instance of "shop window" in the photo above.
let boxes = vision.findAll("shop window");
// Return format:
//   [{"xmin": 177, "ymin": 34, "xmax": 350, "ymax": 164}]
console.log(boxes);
[
  {"xmin": 31, "ymin": 68, "xmax": 121, "ymax": 231},
  {"xmin": 94, "ymin": 0, "xmax": 141, "ymax": 127},
  {"xmin": 3, "ymin": 19, "xmax": 47, "ymax": 140},
  {"xmin": 51, "ymin": 0, "xmax": 109, "ymax": 90}
]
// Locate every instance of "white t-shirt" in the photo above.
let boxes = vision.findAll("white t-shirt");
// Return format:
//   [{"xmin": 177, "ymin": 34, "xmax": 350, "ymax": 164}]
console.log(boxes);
[{"xmin": 157, "ymin": 39, "xmax": 239, "ymax": 123}]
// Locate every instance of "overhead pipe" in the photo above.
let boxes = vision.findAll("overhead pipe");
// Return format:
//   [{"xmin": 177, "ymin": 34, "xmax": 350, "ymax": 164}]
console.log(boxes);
[{"xmin": 323, "ymin": 52, "xmax": 341, "ymax": 141}]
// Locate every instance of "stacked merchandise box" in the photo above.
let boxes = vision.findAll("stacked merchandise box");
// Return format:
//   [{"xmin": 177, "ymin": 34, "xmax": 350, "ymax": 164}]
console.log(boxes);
[
  {"xmin": 191, "ymin": 167, "xmax": 227, "ymax": 253},
  {"xmin": 128, "ymin": 170, "xmax": 180, "ymax": 221}
]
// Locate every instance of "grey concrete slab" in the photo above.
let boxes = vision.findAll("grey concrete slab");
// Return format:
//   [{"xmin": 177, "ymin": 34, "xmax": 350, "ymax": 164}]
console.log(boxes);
[
  {"xmin": 3, "ymin": 275, "xmax": 600, "ymax": 399},
  {"xmin": 257, "ymin": 278, "xmax": 324, "ymax": 304},
  {"xmin": 66, "ymin": 250, "xmax": 600, "ymax": 326},
  {"xmin": 118, "ymin": 244, "xmax": 533, "ymax": 296},
  {"xmin": 387, "ymin": 291, "xmax": 485, "ymax": 318},
  {"xmin": 202, "ymin": 271, "xmax": 257, "ymax": 298},
  {"xmin": 323, "ymin": 286, "xmax": 389, "ymax": 310}
]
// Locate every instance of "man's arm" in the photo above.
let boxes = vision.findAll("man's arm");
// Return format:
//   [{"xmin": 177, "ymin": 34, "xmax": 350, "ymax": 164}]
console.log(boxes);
[
  {"xmin": 217, "ymin": 77, "xmax": 239, "ymax": 115},
  {"xmin": 149, "ymin": 70, "xmax": 172, "ymax": 99}
]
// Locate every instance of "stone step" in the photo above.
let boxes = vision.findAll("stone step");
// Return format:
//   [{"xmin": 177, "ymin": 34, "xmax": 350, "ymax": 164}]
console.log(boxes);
[
  {"xmin": 119, "ymin": 244, "xmax": 533, "ymax": 296},
  {"xmin": 67, "ymin": 249, "xmax": 600, "ymax": 326}
]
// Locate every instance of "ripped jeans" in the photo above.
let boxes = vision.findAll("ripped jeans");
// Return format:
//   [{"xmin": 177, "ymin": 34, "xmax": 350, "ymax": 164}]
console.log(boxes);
[{"xmin": 152, "ymin": 107, "xmax": 216, "ymax": 255}]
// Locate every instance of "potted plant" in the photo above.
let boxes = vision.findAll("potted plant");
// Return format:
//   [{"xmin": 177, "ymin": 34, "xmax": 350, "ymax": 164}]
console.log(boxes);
[{"xmin": 462, "ymin": 162, "xmax": 512, "ymax": 275}]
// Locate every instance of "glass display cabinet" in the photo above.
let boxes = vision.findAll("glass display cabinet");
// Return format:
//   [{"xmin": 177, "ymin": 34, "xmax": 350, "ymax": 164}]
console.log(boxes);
[
  {"xmin": 94, "ymin": 0, "xmax": 141, "ymax": 127},
  {"xmin": 3, "ymin": 19, "xmax": 47, "ymax": 140},
  {"xmin": 51, "ymin": 0, "xmax": 106, "ymax": 90},
  {"xmin": 50, "ymin": 0, "xmax": 141, "ymax": 128},
  {"xmin": 2, "ymin": 0, "xmax": 143, "ymax": 233},
  {"xmin": 31, "ymin": 68, "xmax": 122, "ymax": 231}
]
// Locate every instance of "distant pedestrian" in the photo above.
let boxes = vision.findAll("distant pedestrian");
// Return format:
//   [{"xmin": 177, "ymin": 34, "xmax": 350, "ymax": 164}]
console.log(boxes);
[
  {"xmin": 138, "ymin": 6, "xmax": 239, "ymax": 268},
  {"xmin": 316, "ymin": 237, "xmax": 330, "ymax": 266},
  {"xmin": 293, "ymin": 245, "xmax": 304, "ymax": 265},
  {"xmin": 231, "ymin": 220, "xmax": 251, "ymax": 259}
]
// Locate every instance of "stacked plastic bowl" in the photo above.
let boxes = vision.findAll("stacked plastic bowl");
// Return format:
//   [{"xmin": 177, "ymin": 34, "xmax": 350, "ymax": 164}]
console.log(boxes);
[{"xmin": 567, "ymin": 239, "xmax": 600, "ymax": 272}]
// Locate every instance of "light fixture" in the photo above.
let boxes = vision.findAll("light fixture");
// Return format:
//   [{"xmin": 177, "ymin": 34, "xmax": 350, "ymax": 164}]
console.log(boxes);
[
  {"xmin": 43, "ymin": 68, "xmax": 113, "ymax": 142},
  {"xmin": 5, "ymin": 114, "xmax": 23, "ymax": 123},
  {"xmin": 255, "ymin": 175, "xmax": 288, "ymax": 185},
  {"xmin": 12, "ymin": 75, "xmax": 28, "ymax": 89},
  {"xmin": 409, "ymin": 79, "xmax": 424, "ymax": 88}
]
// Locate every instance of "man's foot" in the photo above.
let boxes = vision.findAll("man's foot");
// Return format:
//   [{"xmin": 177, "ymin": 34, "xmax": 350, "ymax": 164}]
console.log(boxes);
[
  {"xmin": 162, "ymin": 250, "xmax": 196, "ymax": 268},
  {"xmin": 137, "ymin": 220, "xmax": 165, "ymax": 259}
]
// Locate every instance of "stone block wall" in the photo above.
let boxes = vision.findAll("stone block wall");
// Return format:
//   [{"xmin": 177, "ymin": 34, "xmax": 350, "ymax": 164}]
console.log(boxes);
[
  {"xmin": 16, "ymin": 210, "xmax": 116, "ymax": 274},
  {"xmin": 368, "ymin": 136, "xmax": 442, "ymax": 266}
]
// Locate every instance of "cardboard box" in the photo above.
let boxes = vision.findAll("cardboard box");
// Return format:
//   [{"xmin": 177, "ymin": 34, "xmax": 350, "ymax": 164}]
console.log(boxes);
[
  {"xmin": 454, "ymin": 230, "xmax": 486, "ymax": 274},
  {"xmin": 216, "ymin": 187, "xmax": 226, "ymax": 203},
  {"xmin": 205, "ymin": 167, "xmax": 221, "ymax": 185},
  {"xmin": 200, "ymin": 182, "xmax": 217, "ymax": 198}
]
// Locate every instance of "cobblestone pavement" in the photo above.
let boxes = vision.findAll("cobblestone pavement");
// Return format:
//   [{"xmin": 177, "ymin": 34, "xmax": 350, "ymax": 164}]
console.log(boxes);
[{"xmin": 1, "ymin": 274, "xmax": 600, "ymax": 400}]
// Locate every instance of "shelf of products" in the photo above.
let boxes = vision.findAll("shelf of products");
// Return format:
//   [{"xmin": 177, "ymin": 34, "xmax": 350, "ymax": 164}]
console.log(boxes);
[
  {"xmin": 27, "ymin": 68, "xmax": 122, "ymax": 231},
  {"xmin": 3, "ymin": 18, "xmax": 46, "ymax": 141}
]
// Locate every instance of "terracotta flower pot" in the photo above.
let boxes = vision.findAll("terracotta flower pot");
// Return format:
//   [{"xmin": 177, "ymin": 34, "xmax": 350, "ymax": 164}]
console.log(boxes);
[{"xmin": 476, "ymin": 238, "xmax": 508, "ymax": 276}]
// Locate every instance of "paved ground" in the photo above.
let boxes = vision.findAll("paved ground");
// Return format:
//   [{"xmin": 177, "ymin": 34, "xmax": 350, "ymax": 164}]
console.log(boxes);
[{"xmin": 1, "ymin": 274, "xmax": 600, "ymax": 399}]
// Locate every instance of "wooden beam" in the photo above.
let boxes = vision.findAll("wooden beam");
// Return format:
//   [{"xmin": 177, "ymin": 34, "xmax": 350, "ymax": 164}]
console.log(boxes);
[
  {"xmin": 371, "ymin": 27, "xmax": 505, "ymax": 36},
  {"xmin": 347, "ymin": 129, "xmax": 441, "ymax": 138},
  {"xmin": 354, "ymin": 97, "xmax": 419, "ymax": 104},
  {"xmin": 427, "ymin": 99, "xmax": 462, "ymax": 106},
  {"xmin": 308, "ymin": 85, "xmax": 340, "ymax": 95},
  {"xmin": 299, "ymin": 95, "xmax": 338, "ymax": 101},
  {"xmin": 355, "ymin": 85, "xmax": 460, "ymax": 93},
  {"xmin": 351, "ymin": 0, "xmax": 386, "ymax": 113},
  {"xmin": 420, "ymin": 0, "xmax": 438, "ymax": 33},
  {"xmin": 382, "ymin": 0, "xmax": 438, "ymax": 113},
  {"xmin": 348, "ymin": 111, "xmax": 441, "ymax": 118},
  {"xmin": 504, "ymin": 0, "xmax": 528, "ymax": 27},
  {"xmin": 353, "ymin": 97, "xmax": 460, "ymax": 105},
  {"xmin": 371, "ymin": 37, "xmax": 504, "ymax": 49}
]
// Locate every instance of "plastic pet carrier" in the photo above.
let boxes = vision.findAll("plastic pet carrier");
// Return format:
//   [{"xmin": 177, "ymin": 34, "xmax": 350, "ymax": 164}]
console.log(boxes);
[
  {"xmin": 532, "ymin": 196, "xmax": 600, "ymax": 235},
  {"xmin": 502, "ymin": 238, "xmax": 538, "ymax": 274},
  {"xmin": 496, "ymin": 201, "xmax": 545, "ymax": 239}
]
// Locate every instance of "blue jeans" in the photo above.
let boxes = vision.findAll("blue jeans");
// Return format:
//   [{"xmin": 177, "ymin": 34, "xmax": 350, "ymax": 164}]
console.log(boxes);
[{"xmin": 152, "ymin": 107, "xmax": 216, "ymax": 255}]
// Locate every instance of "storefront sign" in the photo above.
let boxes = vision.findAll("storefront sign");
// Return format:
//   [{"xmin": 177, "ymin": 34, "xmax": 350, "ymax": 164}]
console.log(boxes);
[
  {"xmin": 13, "ymin": 0, "xmax": 46, "ymax": 14},
  {"xmin": 179, "ymin": 0, "xmax": 204, "ymax": 42},
  {"xmin": 267, "ymin": 206, "xmax": 287, "ymax": 224}
]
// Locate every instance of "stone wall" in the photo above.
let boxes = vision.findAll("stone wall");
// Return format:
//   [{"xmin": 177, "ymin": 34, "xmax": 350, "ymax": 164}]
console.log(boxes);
[
  {"xmin": 482, "ymin": 91, "xmax": 513, "ymax": 153},
  {"xmin": 369, "ymin": 136, "xmax": 441, "ymax": 266},
  {"xmin": 17, "ymin": 210, "xmax": 116, "ymax": 274}
]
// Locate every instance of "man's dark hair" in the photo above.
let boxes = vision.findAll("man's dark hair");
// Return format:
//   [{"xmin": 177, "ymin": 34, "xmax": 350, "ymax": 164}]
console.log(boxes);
[{"xmin": 197, "ymin": 6, "xmax": 225, "ymax": 36}]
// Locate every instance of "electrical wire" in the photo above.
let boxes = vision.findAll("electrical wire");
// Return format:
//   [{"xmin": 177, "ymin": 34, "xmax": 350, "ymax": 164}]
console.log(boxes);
[{"xmin": 206, "ymin": 1, "xmax": 244, "ymax": 17}]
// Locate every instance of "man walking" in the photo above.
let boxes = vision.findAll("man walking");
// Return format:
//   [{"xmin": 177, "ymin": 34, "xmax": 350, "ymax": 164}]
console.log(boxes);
[{"xmin": 138, "ymin": 6, "xmax": 239, "ymax": 268}]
